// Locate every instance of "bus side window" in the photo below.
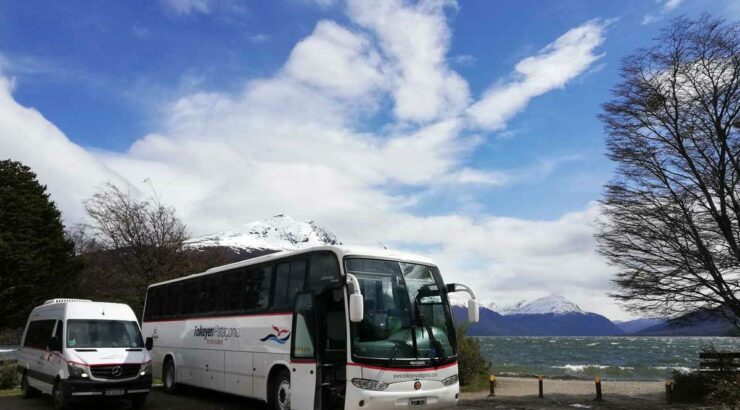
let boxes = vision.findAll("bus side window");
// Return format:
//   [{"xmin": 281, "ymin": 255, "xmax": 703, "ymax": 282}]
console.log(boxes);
[
  {"xmin": 288, "ymin": 260, "xmax": 306, "ymax": 303},
  {"xmin": 272, "ymin": 263, "xmax": 291, "ymax": 311},
  {"xmin": 198, "ymin": 276, "xmax": 221, "ymax": 315},
  {"xmin": 272, "ymin": 259, "xmax": 307, "ymax": 311},
  {"xmin": 242, "ymin": 266, "xmax": 272, "ymax": 312},
  {"xmin": 165, "ymin": 282, "xmax": 182, "ymax": 319},
  {"xmin": 308, "ymin": 252, "xmax": 339, "ymax": 290},
  {"xmin": 222, "ymin": 269, "xmax": 244, "ymax": 313},
  {"xmin": 182, "ymin": 279, "xmax": 199, "ymax": 316}
]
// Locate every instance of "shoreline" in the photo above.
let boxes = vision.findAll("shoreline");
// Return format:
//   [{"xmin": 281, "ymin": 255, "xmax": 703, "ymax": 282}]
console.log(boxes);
[{"xmin": 459, "ymin": 376, "xmax": 688, "ymax": 409}]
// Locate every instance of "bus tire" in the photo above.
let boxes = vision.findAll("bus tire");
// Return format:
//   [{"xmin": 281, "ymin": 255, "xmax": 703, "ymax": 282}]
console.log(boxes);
[
  {"xmin": 162, "ymin": 358, "xmax": 179, "ymax": 394},
  {"xmin": 270, "ymin": 369, "xmax": 291, "ymax": 410},
  {"xmin": 20, "ymin": 372, "xmax": 39, "ymax": 399}
]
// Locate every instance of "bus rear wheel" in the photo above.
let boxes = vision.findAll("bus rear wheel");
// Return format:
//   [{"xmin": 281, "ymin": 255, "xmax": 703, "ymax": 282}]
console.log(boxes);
[
  {"xmin": 271, "ymin": 369, "xmax": 291, "ymax": 410},
  {"xmin": 163, "ymin": 359, "xmax": 179, "ymax": 394}
]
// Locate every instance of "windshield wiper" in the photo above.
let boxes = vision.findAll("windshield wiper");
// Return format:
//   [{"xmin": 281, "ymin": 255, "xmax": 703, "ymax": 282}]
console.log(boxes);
[{"xmin": 414, "ymin": 295, "xmax": 445, "ymax": 363}]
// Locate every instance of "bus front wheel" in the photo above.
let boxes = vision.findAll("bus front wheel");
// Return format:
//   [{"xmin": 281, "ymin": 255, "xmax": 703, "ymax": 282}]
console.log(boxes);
[
  {"xmin": 163, "ymin": 359, "xmax": 179, "ymax": 394},
  {"xmin": 271, "ymin": 369, "xmax": 291, "ymax": 410}
]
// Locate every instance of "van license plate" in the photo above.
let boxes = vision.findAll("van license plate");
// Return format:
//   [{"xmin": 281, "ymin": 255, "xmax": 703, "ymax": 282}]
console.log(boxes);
[
  {"xmin": 410, "ymin": 398, "xmax": 426, "ymax": 406},
  {"xmin": 105, "ymin": 389, "xmax": 125, "ymax": 396}
]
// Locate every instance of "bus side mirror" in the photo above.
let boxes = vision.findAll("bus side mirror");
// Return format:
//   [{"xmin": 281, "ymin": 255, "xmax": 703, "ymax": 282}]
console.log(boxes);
[
  {"xmin": 145, "ymin": 337, "xmax": 153, "ymax": 351},
  {"xmin": 349, "ymin": 293, "xmax": 364, "ymax": 322},
  {"xmin": 468, "ymin": 299, "xmax": 479, "ymax": 323},
  {"xmin": 48, "ymin": 336, "xmax": 62, "ymax": 352}
]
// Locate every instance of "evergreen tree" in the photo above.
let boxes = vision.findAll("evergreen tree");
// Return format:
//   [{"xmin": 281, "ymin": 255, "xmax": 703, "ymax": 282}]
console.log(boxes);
[{"xmin": 0, "ymin": 159, "xmax": 81, "ymax": 329}]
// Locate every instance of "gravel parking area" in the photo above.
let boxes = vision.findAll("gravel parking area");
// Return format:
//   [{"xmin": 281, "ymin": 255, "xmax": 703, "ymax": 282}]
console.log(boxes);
[{"xmin": 0, "ymin": 385, "xmax": 715, "ymax": 410}]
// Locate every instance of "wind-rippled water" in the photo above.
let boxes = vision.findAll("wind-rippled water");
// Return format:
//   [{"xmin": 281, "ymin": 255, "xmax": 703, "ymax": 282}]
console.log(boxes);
[{"xmin": 478, "ymin": 336, "xmax": 740, "ymax": 381}]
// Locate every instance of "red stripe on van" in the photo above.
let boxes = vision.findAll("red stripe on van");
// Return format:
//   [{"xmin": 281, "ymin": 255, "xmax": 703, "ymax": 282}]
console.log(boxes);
[
  {"xmin": 142, "ymin": 311, "xmax": 293, "ymax": 323},
  {"xmin": 346, "ymin": 361, "xmax": 457, "ymax": 372}
]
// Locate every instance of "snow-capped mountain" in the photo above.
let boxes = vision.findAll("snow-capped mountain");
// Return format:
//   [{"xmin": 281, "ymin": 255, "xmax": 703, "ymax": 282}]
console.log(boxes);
[
  {"xmin": 500, "ymin": 295, "xmax": 584, "ymax": 316},
  {"xmin": 188, "ymin": 214, "xmax": 341, "ymax": 252},
  {"xmin": 452, "ymin": 295, "xmax": 625, "ymax": 336}
]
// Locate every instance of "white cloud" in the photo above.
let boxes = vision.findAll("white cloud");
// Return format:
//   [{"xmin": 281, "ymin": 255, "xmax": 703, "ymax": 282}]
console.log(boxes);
[
  {"xmin": 0, "ymin": 4, "xmax": 626, "ymax": 317},
  {"xmin": 662, "ymin": 0, "xmax": 684, "ymax": 12},
  {"xmin": 347, "ymin": 0, "xmax": 470, "ymax": 123},
  {"xmin": 468, "ymin": 20, "xmax": 607, "ymax": 131},
  {"xmin": 249, "ymin": 33, "xmax": 270, "ymax": 44},
  {"xmin": 160, "ymin": 0, "xmax": 211, "ymax": 15},
  {"xmin": 283, "ymin": 21, "xmax": 384, "ymax": 99}
]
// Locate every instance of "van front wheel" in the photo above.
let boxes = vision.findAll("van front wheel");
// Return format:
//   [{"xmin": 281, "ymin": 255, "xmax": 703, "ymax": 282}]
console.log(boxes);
[
  {"xmin": 52, "ymin": 381, "xmax": 67, "ymax": 410},
  {"xmin": 163, "ymin": 359, "xmax": 179, "ymax": 394},
  {"xmin": 20, "ymin": 372, "xmax": 39, "ymax": 398}
]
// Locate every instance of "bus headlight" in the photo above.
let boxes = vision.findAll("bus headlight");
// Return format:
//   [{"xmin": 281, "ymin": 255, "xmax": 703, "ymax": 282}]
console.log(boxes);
[
  {"xmin": 140, "ymin": 362, "xmax": 152, "ymax": 377},
  {"xmin": 442, "ymin": 374, "xmax": 458, "ymax": 386},
  {"xmin": 67, "ymin": 362, "xmax": 88, "ymax": 379},
  {"xmin": 352, "ymin": 378, "xmax": 388, "ymax": 391}
]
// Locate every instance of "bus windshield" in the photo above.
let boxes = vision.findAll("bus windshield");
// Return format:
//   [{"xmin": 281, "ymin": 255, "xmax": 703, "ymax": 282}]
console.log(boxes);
[
  {"xmin": 345, "ymin": 258, "xmax": 456, "ymax": 365},
  {"xmin": 66, "ymin": 320, "xmax": 144, "ymax": 348}
]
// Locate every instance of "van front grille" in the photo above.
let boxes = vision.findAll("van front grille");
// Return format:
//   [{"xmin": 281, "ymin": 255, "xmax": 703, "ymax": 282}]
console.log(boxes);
[{"xmin": 90, "ymin": 364, "xmax": 140, "ymax": 379}]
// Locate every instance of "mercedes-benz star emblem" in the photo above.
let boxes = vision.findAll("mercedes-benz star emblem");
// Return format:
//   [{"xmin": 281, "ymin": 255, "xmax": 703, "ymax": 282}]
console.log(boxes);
[
  {"xmin": 111, "ymin": 366, "xmax": 123, "ymax": 377},
  {"xmin": 414, "ymin": 380, "xmax": 421, "ymax": 390}
]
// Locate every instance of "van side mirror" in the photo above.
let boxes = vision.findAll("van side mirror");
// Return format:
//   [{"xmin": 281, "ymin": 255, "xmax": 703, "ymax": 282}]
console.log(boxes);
[
  {"xmin": 349, "ymin": 293, "xmax": 364, "ymax": 322},
  {"xmin": 48, "ymin": 336, "xmax": 62, "ymax": 352},
  {"xmin": 467, "ymin": 299, "xmax": 479, "ymax": 323},
  {"xmin": 145, "ymin": 337, "xmax": 153, "ymax": 351}
]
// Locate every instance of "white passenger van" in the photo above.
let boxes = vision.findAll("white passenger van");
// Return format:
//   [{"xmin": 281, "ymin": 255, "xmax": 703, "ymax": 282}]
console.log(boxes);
[
  {"xmin": 16, "ymin": 299, "xmax": 153, "ymax": 410},
  {"xmin": 142, "ymin": 246, "xmax": 479, "ymax": 410}
]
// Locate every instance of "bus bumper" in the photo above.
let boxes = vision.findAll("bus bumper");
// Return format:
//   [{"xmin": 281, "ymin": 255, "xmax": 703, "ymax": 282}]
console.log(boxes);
[
  {"xmin": 60, "ymin": 375, "xmax": 152, "ymax": 400},
  {"xmin": 345, "ymin": 380, "xmax": 459, "ymax": 409}
]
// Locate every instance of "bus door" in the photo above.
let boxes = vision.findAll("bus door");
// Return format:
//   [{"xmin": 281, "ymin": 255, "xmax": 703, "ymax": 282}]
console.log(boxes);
[{"xmin": 290, "ymin": 292, "xmax": 318, "ymax": 410}]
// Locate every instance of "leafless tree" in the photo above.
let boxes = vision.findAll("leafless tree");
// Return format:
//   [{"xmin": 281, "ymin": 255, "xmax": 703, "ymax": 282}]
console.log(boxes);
[
  {"xmin": 597, "ymin": 16, "xmax": 740, "ymax": 328},
  {"xmin": 77, "ymin": 183, "xmax": 229, "ymax": 314}
]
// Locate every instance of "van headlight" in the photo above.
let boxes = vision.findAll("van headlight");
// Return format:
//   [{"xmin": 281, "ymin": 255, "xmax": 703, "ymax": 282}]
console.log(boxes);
[
  {"xmin": 351, "ymin": 378, "xmax": 388, "ymax": 391},
  {"xmin": 442, "ymin": 374, "xmax": 458, "ymax": 386},
  {"xmin": 67, "ymin": 362, "xmax": 88, "ymax": 379},
  {"xmin": 140, "ymin": 362, "xmax": 152, "ymax": 377}
]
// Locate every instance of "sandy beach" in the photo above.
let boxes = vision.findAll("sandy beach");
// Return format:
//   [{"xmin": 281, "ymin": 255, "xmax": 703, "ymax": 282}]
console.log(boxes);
[{"xmin": 458, "ymin": 376, "xmax": 714, "ymax": 409}]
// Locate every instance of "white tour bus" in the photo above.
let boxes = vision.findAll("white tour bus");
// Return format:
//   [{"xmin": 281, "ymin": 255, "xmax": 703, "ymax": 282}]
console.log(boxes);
[
  {"xmin": 16, "ymin": 299, "xmax": 153, "ymax": 410},
  {"xmin": 141, "ymin": 246, "xmax": 479, "ymax": 410}
]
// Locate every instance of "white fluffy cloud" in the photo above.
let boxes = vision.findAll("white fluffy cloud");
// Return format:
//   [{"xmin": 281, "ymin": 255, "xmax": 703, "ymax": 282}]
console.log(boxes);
[
  {"xmin": 347, "ymin": 0, "xmax": 470, "ymax": 123},
  {"xmin": 160, "ymin": 0, "xmax": 211, "ymax": 15},
  {"xmin": 468, "ymin": 20, "xmax": 607, "ymax": 131},
  {"xmin": 0, "ymin": 2, "xmax": 622, "ymax": 317}
]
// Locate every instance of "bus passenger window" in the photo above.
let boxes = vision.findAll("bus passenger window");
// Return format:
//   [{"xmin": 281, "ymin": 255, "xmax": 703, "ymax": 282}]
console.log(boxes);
[
  {"xmin": 272, "ymin": 260, "xmax": 306, "ymax": 311},
  {"xmin": 308, "ymin": 252, "xmax": 339, "ymax": 290}
]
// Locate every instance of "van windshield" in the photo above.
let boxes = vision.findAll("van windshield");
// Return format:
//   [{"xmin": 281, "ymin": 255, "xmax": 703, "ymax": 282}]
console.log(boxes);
[{"xmin": 66, "ymin": 320, "xmax": 144, "ymax": 348}]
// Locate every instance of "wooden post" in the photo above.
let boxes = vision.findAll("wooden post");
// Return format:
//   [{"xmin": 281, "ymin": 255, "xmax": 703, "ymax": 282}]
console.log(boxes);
[
  {"xmin": 538, "ymin": 375, "xmax": 544, "ymax": 398},
  {"xmin": 594, "ymin": 376, "xmax": 603, "ymax": 401},
  {"xmin": 488, "ymin": 375, "xmax": 496, "ymax": 397},
  {"xmin": 665, "ymin": 380, "xmax": 672, "ymax": 403}
]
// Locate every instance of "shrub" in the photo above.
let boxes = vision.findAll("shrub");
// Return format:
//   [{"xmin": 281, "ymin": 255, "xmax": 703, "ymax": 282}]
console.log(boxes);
[
  {"xmin": 456, "ymin": 325, "xmax": 490, "ymax": 386},
  {"xmin": 0, "ymin": 364, "xmax": 17, "ymax": 390},
  {"xmin": 707, "ymin": 379, "xmax": 740, "ymax": 408},
  {"xmin": 0, "ymin": 328, "xmax": 22, "ymax": 346},
  {"xmin": 672, "ymin": 370, "xmax": 713, "ymax": 402}
]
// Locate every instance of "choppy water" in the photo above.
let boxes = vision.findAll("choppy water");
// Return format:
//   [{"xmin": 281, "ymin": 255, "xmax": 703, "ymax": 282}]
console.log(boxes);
[{"xmin": 478, "ymin": 336, "xmax": 740, "ymax": 381}]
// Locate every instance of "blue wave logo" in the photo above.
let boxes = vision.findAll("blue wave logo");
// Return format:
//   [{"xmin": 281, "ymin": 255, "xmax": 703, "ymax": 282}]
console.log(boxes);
[{"xmin": 260, "ymin": 325, "xmax": 291, "ymax": 344}]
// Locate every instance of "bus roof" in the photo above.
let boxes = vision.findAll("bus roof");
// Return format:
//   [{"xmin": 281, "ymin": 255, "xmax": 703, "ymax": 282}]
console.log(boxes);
[{"xmin": 148, "ymin": 245, "xmax": 436, "ymax": 288}]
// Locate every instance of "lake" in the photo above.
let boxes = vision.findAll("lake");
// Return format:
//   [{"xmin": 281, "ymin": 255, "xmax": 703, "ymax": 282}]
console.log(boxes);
[{"xmin": 478, "ymin": 336, "xmax": 740, "ymax": 381}]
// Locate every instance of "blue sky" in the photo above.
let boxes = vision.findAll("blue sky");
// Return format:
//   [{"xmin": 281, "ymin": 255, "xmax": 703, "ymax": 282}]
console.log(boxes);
[{"xmin": 2, "ymin": 0, "xmax": 738, "ymax": 318}]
